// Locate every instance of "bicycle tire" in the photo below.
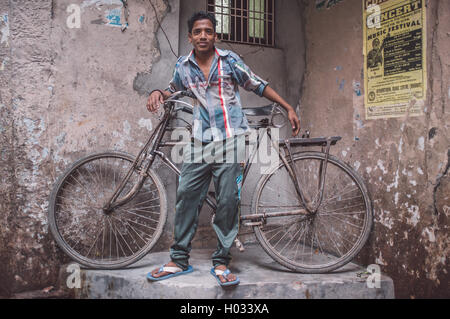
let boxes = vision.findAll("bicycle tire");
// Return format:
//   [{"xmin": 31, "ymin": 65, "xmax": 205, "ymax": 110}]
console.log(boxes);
[
  {"xmin": 251, "ymin": 151, "xmax": 373, "ymax": 273},
  {"xmin": 48, "ymin": 151, "xmax": 167, "ymax": 269}
]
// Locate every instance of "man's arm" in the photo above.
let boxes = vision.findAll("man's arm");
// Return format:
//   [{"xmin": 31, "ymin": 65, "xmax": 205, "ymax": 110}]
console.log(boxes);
[
  {"xmin": 228, "ymin": 53, "xmax": 301, "ymax": 136},
  {"xmin": 262, "ymin": 85, "xmax": 301, "ymax": 137},
  {"xmin": 147, "ymin": 56, "xmax": 186, "ymax": 113}
]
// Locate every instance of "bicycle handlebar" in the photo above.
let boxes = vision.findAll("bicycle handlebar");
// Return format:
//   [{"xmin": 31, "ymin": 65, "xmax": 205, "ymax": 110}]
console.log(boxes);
[{"xmin": 164, "ymin": 90, "xmax": 289, "ymax": 129}]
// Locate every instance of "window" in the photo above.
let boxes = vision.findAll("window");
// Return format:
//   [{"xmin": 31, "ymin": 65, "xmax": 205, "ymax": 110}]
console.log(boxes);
[{"xmin": 207, "ymin": 0, "xmax": 275, "ymax": 47}]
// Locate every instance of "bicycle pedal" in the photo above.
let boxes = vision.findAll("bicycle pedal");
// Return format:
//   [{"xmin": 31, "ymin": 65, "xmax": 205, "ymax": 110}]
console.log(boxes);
[
  {"xmin": 243, "ymin": 222, "xmax": 263, "ymax": 227},
  {"xmin": 234, "ymin": 238, "xmax": 245, "ymax": 252}
]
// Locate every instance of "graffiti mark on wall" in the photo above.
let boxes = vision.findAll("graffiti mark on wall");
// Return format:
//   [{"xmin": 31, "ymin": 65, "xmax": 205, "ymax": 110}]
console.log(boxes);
[
  {"xmin": 81, "ymin": 0, "xmax": 123, "ymax": 9},
  {"xmin": 316, "ymin": 0, "xmax": 344, "ymax": 10},
  {"xmin": 0, "ymin": 57, "xmax": 8, "ymax": 71},
  {"xmin": 1, "ymin": 13, "xmax": 9, "ymax": 46},
  {"xmin": 66, "ymin": 0, "xmax": 125, "ymax": 29},
  {"xmin": 105, "ymin": 7, "xmax": 122, "ymax": 27}
]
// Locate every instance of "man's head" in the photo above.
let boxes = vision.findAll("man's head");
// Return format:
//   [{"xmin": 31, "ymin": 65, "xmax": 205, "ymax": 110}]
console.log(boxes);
[
  {"xmin": 188, "ymin": 11, "xmax": 217, "ymax": 55},
  {"xmin": 188, "ymin": 11, "xmax": 216, "ymax": 34}
]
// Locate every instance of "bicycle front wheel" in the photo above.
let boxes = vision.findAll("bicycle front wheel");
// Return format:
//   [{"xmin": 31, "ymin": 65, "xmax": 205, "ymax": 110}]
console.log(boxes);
[
  {"xmin": 251, "ymin": 151, "xmax": 372, "ymax": 273},
  {"xmin": 48, "ymin": 151, "xmax": 167, "ymax": 269}
]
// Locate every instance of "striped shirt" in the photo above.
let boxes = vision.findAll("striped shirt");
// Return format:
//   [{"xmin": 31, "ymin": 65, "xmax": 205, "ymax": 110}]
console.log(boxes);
[{"xmin": 166, "ymin": 47, "xmax": 269, "ymax": 142}]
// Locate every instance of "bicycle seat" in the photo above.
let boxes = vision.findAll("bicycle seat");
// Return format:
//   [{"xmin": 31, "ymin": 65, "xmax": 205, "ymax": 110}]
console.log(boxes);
[{"xmin": 242, "ymin": 104, "xmax": 275, "ymax": 116}]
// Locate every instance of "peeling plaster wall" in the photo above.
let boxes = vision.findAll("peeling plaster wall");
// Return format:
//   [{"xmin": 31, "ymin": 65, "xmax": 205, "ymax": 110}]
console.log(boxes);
[
  {"xmin": 0, "ymin": 0, "xmax": 14, "ymax": 297},
  {"xmin": 300, "ymin": 0, "xmax": 449, "ymax": 298},
  {"xmin": 0, "ymin": 0, "xmax": 305, "ymax": 296},
  {"xmin": 0, "ymin": 0, "xmax": 175, "ymax": 296}
]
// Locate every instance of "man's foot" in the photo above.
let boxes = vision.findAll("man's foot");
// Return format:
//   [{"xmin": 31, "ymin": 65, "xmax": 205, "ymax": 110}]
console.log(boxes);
[
  {"xmin": 150, "ymin": 262, "xmax": 180, "ymax": 279},
  {"xmin": 146, "ymin": 262, "xmax": 193, "ymax": 282},
  {"xmin": 211, "ymin": 265, "xmax": 240, "ymax": 287}
]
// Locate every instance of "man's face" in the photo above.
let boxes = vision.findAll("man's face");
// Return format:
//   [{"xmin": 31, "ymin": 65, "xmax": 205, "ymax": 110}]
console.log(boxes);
[{"xmin": 188, "ymin": 19, "xmax": 217, "ymax": 54}]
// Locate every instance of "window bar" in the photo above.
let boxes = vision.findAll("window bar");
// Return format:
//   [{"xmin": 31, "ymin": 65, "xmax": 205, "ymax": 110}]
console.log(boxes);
[
  {"xmin": 265, "ymin": 0, "xmax": 268, "ymax": 45},
  {"xmin": 251, "ymin": 0, "xmax": 254, "ymax": 44},
  {"xmin": 272, "ymin": 0, "xmax": 274, "ymax": 46},
  {"xmin": 208, "ymin": 0, "xmax": 273, "ymax": 47},
  {"xmin": 221, "ymin": 0, "xmax": 224, "ymax": 37}
]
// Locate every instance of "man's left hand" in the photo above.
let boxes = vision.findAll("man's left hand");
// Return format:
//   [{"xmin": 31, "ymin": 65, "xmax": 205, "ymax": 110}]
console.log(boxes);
[{"xmin": 288, "ymin": 110, "xmax": 301, "ymax": 137}]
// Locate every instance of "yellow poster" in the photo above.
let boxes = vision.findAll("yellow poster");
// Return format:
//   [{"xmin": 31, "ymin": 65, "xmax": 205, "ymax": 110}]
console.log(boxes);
[{"xmin": 363, "ymin": 0, "xmax": 427, "ymax": 119}]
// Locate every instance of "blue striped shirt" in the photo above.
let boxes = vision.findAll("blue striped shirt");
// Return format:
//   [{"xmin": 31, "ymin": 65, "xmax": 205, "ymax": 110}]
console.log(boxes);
[{"xmin": 166, "ymin": 47, "xmax": 269, "ymax": 142}]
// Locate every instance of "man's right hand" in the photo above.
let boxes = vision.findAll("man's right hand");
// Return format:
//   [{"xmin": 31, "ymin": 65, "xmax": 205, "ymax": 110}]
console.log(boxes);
[{"xmin": 147, "ymin": 90, "xmax": 165, "ymax": 113}]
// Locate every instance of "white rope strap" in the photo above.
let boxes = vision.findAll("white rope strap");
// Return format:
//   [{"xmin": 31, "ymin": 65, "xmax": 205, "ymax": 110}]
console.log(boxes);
[
  {"xmin": 214, "ymin": 269, "xmax": 230, "ymax": 277},
  {"xmin": 160, "ymin": 266, "xmax": 183, "ymax": 274}
]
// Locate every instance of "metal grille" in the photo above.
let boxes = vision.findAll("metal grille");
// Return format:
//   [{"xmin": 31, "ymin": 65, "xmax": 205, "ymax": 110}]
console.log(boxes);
[{"xmin": 207, "ymin": 0, "xmax": 275, "ymax": 47}]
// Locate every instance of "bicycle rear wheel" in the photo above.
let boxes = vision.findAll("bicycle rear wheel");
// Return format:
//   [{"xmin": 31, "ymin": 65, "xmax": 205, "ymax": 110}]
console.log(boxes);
[
  {"xmin": 48, "ymin": 151, "xmax": 167, "ymax": 269},
  {"xmin": 251, "ymin": 151, "xmax": 372, "ymax": 273}
]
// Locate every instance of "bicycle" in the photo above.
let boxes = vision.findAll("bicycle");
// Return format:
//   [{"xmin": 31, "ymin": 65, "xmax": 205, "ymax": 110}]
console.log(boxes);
[{"xmin": 48, "ymin": 91, "xmax": 373, "ymax": 273}]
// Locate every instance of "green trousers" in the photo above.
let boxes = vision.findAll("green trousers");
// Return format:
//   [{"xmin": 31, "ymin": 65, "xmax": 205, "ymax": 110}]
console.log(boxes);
[{"xmin": 170, "ymin": 137, "xmax": 244, "ymax": 270}]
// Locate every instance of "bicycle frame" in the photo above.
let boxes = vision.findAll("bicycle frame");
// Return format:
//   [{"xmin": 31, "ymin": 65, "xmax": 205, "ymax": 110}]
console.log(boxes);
[{"xmin": 102, "ymin": 91, "xmax": 341, "ymax": 227}]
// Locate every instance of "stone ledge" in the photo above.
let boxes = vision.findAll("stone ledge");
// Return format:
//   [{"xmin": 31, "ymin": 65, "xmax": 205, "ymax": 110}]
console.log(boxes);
[{"xmin": 69, "ymin": 244, "xmax": 394, "ymax": 299}]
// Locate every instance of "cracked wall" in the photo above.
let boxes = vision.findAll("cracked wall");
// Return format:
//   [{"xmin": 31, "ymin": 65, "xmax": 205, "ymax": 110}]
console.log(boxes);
[
  {"xmin": 0, "ymin": 0, "xmax": 175, "ymax": 296},
  {"xmin": 300, "ymin": 0, "xmax": 449, "ymax": 298},
  {"xmin": 0, "ymin": 0, "xmax": 305, "ymax": 296}
]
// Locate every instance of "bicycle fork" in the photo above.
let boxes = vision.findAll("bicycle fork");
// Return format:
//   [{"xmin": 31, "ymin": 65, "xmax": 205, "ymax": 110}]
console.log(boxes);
[{"xmin": 102, "ymin": 107, "xmax": 172, "ymax": 213}]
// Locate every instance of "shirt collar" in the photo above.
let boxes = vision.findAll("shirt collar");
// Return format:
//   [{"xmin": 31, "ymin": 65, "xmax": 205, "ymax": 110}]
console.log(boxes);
[
  {"xmin": 187, "ymin": 47, "xmax": 229, "ymax": 64},
  {"xmin": 215, "ymin": 47, "xmax": 230, "ymax": 57}
]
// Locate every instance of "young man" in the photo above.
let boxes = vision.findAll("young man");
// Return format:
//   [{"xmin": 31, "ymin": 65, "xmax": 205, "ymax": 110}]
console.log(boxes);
[{"xmin": 146, "ymin": 11, "xmax": 300, "ymax": 287}]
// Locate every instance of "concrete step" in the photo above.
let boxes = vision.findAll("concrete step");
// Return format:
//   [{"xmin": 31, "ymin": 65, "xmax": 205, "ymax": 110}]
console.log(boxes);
[{"xmin": 70, "ymin": 244, "xmax": 394, "ymax": 299}]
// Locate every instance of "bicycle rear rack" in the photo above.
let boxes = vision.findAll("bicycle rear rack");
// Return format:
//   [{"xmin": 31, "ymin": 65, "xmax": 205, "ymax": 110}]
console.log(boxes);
[
  {"xmin": 279, "ymin": 136, "xmax": 342, "ymax": 147},
  {"xmin": 277, "ymin": 136, "xmax": 342, "ymax": 214}
]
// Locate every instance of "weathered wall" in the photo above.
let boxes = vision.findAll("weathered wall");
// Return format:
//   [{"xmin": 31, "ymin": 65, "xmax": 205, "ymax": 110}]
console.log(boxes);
[
  {"xmin": 0, "ymin": 0, "xmax": 306, "ymax": 296},
  {"xmin": 0, "ymin": 0, "xmax": 176, "ymax": 297},
  {"xmin": 0, "ymin": 0, "xmax": 14, "ymax": 297},
  {"xmin": 299, "ymin": 0, "xmax": 449, "ymax": 298}
]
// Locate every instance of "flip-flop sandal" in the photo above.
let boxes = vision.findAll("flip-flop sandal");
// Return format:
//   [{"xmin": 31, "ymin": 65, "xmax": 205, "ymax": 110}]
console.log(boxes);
[
  {"xmin": 147, "ymin": 265, "xmax": 194, "ymax": 282},
  {"xmin": 210, "ymin": 267, "xmax": 240, "ymax": 287}
]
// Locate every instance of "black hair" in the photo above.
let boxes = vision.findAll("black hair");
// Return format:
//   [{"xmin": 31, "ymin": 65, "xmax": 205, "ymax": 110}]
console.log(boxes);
[{"xmin": 188, "ymin": 11, "xmax": 216, "ymax": 33}]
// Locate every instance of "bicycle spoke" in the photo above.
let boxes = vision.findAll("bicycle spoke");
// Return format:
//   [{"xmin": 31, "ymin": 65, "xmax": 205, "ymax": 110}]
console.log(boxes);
[
  {"xmin": 320, "ymin": 186, "xmax": 361, "ymax": 207},
  {"xmin": 279, "ymin": 222, "xmax": 306, "ymax": 254},
  {"xmin": 322, "ymin": 212, "xmax": 363, "ymax": 229},
  {"xmin": 317, "ymin": 217, "xmax": 343, "ymax": 257},
  {"xmin": 110, "ymin": 215, "xmax": 140, "ymax": 255},
  {"xmin": 265, "ymin": 183, "xmax": 299, "ymax": 201},
  {"xmin": 319, "ymin": 202, "xmax": 365, "ymax": 215},
  {"xmin": 293, "ymin": 222, "xmax": 309, "ymax": 260},
  {"xmin": 319, "ymin": 210, "xmax": 366, "ymax": 219},
  {"xmin": 107, "ymin": 217, "xmax": 120, "ymax": 259},
  {"xmin": 109, "ymin": 216, "xmax": 129, "ymax": 257},
  {"xmin": 117, "ymin": 207, "xmax": 161, "ymax": 223},
  {"xmin": 86, "ymin": 220, "xmax": 105, "ymax": 258},
  {"xmin": 271, "ymin": 222, "xmax": 298, "ymax": 249},
  {"xmin": 121, "ymin": 207, "xmax": 161, "ymax": 217},
  {"xmin": 114, "ymin": 214, "xmax": 157, "ymax": 231}
]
